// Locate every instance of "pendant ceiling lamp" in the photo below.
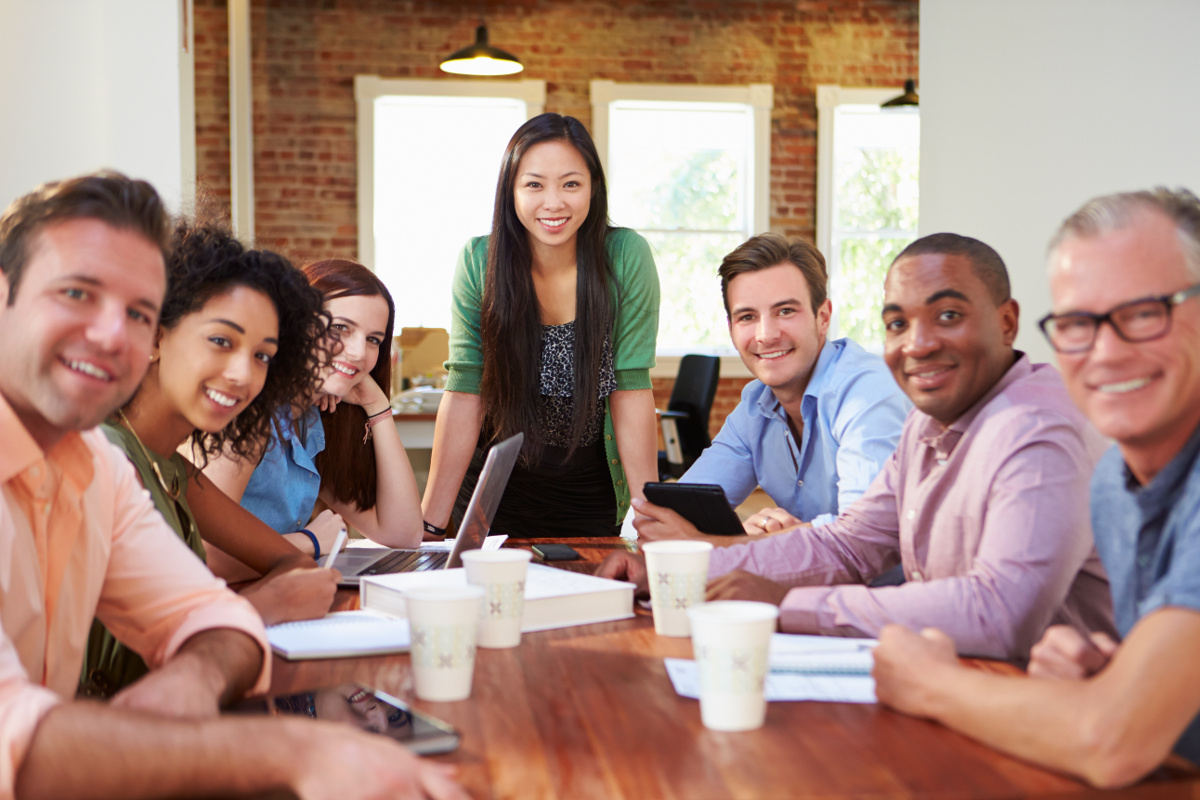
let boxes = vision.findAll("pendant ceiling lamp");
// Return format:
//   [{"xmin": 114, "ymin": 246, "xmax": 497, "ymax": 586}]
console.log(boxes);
[
  {"xmin": 881, "ymin": 78, "xmax": 919, "ymax": 108},
  {"xmin": 440, "ymin": 24, "xmax": 523, "ymax": 76},
  {"xmin": 882, "ymin": 6, "xmax": 918, "ymax": 109}
]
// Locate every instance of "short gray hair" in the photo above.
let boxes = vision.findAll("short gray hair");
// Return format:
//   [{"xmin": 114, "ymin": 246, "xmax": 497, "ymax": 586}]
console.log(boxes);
[{"xmin": 1047, "ymin": 187, "xmax": 1200, "ymax": 281}]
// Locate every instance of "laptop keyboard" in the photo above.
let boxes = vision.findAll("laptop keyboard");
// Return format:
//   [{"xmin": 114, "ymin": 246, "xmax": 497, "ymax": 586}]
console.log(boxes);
[{"xmin": 359, "ymin": 549, "xmax": 449, "ymax": 575}]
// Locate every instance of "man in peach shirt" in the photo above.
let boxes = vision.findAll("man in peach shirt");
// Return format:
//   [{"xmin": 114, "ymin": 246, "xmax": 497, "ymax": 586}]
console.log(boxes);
[{"xmin": 0, "ymin": 172, "xmax": 463, "ymax": 800}]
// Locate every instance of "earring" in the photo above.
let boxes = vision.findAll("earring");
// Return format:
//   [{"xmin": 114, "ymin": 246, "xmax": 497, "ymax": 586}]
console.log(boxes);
[{"xmin": 149, "ymin": 353, "xmax": 159, "ymax": 363}]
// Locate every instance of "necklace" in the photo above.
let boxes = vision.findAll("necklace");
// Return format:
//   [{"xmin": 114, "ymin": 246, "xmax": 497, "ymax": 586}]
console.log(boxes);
[{"xmin": 117, "ymin": 409, "xmax": 181, "ymax": 501}]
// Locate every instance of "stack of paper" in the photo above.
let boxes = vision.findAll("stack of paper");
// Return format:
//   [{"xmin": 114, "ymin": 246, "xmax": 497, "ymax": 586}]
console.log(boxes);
[{"xmin": 665, "ymin": 633, "xmax": 877, "ymax": 703}]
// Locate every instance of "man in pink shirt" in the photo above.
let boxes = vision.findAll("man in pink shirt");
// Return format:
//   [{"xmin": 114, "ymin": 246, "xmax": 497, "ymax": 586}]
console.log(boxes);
[
  {"xmin": 0, "ymin": 173, "xmax": 463, "ymax": 800},
  {"xmin": 600, "ymin": 233, "xmax": 1114, "ymax": 659}
]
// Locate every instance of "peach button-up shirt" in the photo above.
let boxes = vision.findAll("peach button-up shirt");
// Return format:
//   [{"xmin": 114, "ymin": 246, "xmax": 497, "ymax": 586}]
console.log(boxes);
[{"xmin": 0, "ymin": 395, "xmax": 269, "ymax": 797}]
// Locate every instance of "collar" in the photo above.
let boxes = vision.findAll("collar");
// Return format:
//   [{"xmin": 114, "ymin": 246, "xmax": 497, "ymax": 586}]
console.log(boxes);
[
  {"xmin": 915, "ymin": 351, "xmax": 1030, "ymax": 455},
  {"xmin": 0, "ymin": 392, "xmax": 94, "ymax": 491},
  {"xmin": 753, "ymin": 337, "xmax": 842, "ymax": 419},
  {"xmin": 1127, "ymin": 419, "xmax": 1200, "ymax": 510}
]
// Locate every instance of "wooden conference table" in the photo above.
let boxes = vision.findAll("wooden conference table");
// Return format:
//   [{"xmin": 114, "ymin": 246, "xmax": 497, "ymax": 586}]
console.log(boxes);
[{"xmin": 269, "ymin": 539, "xmax": 1200, "ymax": 799}]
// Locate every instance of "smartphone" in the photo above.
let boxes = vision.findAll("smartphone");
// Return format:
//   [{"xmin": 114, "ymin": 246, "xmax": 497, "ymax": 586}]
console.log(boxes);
[
  {"xmin": 269, "ymin": 684, "xmax": 460, "ymax": 755},
  {"xmin": 642, "ymin": 482, "xmax": 745, "ymax": 536},
  {"xmin": 532, "ymin": 543, "xmax": 581, "ymax": 561}
]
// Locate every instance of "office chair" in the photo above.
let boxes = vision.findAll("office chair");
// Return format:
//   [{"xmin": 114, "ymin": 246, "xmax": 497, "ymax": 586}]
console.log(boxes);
[{"xmin": 658, "ymin": 354, "xmax": 720, "ymax": 480}]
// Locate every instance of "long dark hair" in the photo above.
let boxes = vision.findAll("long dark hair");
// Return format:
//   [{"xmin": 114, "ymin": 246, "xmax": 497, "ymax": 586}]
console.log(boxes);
[
  {"xmin": 305, "ymin": 259, "xmax": 396, "ymax": 511},
  {"xmin": 480, "ymin": 113, "xmax": 615, "ymax": 462},
  {"xmin": 151, "ymin": 221, "xmax": 328, "ymax": 464}
]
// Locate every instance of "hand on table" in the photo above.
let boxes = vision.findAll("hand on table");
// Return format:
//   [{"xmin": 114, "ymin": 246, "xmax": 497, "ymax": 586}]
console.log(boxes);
[
  {"xmin": 704, "ymin": 569, "xmax": 788, "ymax": 606},
  {"xmin": 871, "ymin": 624, "xmax": 959, "ymax": 718},
  {"xmin": 595, "ymin": 550, "xmax": 649, "ymax": 596},
  {"xmin": 110, "ymin": 629, "xmax": 262, "ymax": 720},
  {"xmin": 290, "ymin": 719, "xmax": 467, "ymax": 800},
  {"xmin": 1028, "ymin": 625, "xmax": 1118, "ymax": 681},
  {"xmin": 742, "ymin": 506, "xmax": 810, "ymax": 535}
]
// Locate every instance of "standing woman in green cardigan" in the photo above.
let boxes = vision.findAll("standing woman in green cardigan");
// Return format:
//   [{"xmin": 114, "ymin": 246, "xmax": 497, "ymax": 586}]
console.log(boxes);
[{"xmin": 422, "ymin": 113, "xmax": 660, "ymax": 538}]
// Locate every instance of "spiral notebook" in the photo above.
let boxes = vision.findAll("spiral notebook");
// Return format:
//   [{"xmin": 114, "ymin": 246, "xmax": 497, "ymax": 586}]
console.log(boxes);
[{"xmin": 266, "ymin": 610, "xmax": 411, "ymax": 660}]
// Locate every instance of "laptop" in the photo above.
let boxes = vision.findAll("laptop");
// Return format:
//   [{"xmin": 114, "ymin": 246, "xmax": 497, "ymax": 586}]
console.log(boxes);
[{"xmin": 334, "ymin": 432, "xmax": 523, "ymax": 586}]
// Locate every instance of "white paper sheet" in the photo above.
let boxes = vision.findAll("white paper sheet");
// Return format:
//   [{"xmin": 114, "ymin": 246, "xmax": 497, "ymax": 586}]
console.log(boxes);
[{"xmin": 664, "ymin": 658, "xmax": 877, "ymax": 704}]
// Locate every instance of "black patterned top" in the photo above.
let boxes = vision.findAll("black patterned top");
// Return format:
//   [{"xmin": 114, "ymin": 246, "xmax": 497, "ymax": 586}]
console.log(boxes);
[{"xmin": 538, "ymin": 321, "xmax": 616, "ymax": 447}]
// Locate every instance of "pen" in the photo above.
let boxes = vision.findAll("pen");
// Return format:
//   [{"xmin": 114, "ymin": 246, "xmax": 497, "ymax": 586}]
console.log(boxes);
[{"xmin": 323, "ymin": 528, "xmax": 348, "ymax": 570}]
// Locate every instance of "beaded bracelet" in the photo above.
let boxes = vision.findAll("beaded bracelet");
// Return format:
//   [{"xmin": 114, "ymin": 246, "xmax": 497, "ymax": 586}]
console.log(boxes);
[
  {"xmin": 297, "ymin": 528, "xmax": 321, "ymax": 561},
  {"xmin": 362, "ymin": 407, "xmax": 392, "ymax": 443}
]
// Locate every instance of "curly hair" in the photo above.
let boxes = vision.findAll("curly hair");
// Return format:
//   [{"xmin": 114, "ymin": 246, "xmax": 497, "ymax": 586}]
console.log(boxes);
[{"xmin": 159, "ymin": 221, "xmax": 330, "ymax": 462}]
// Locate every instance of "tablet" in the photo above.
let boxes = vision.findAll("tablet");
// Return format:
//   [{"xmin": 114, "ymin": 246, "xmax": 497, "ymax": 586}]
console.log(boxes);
[
  {"xmin": 270, "ymin": 684, "xmax": 460, "ymax": 755},
  {"xmin": 642, "ymin": 482, "xmax": 745, "ymax": 536}
]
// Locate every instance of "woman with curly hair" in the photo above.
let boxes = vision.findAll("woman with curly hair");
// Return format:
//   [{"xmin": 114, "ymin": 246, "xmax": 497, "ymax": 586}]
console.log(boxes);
[
  {"xmin": 202, "ymin": 259, "xmax": 423, "ymax": 549},
  {"xmin": 81, "ymin": 221, "xmax": 339, "ymax": 698}
]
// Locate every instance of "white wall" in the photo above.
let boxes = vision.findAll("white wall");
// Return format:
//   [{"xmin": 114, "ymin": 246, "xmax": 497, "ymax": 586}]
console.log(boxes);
[
  {"xmin": 0, "ymin": 0, "xmax": 193, "ymax": 214},
  {"xmin": 920, "ymin": 0, "xmax": 1200, "ymax": 363}
]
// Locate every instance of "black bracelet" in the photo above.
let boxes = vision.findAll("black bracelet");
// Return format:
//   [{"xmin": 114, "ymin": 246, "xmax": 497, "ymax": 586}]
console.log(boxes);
[
  {"xmin": 423, "ymin": 520, "xmax": 447, "ymax": 537},
  {"xmin": 297, "ymin": 528, "xmax": 321, "ymax": 561}
]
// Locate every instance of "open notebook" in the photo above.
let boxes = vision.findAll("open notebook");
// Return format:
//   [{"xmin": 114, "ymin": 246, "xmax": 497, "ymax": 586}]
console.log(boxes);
[{"xmin": 266, "ymin": 610, "xmax": 411, "ymax": 660}]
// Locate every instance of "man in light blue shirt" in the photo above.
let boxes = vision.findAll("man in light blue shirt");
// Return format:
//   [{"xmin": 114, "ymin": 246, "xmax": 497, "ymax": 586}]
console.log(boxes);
[{"xmin": 637, "ymin": 233, "xmax": 909, "ymax": 537}]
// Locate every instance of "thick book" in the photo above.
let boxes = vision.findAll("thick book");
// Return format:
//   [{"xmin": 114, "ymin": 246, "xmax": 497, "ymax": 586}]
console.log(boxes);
[
  {"xmin": 266, "ymin": 610, "xmax": 411, "ymax": 660},
  {"xmin": 360, "ymin": 563, "xmax": 636, "ymax": 632}
]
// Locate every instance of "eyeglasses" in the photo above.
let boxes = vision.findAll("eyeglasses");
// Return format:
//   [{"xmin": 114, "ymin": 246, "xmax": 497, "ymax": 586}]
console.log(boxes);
[{"xmin": 1038, "ymin": 282, "xmax": 1200, "ymax": 354}]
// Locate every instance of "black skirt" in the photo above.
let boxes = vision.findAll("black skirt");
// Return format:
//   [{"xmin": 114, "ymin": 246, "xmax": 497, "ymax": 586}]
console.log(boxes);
[{"xmin": 452, "ymin": 439, "xmax": 621, "ymax": 538}]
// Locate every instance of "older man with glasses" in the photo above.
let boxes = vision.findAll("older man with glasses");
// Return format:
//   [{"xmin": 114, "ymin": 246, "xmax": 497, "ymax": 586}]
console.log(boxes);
[{"xmin": 872, "ymin": 188, "xmax": 1200, "ymax": 789}]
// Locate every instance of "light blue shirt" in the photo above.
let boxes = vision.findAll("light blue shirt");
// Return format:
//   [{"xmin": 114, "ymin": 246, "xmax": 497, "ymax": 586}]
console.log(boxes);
[
  {"xmin": 1091, "ymin": 422, "xmax": 1200, "ymax": 765},
  {"xmin": 241, "ymin": 406, "xmax": 325, "ymax": 534},
  {"xmin": 682, "ymin": 337, "xmax": 910, "ymax": 526}
]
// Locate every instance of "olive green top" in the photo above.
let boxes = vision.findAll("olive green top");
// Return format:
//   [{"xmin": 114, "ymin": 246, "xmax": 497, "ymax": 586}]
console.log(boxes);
[{"xmin": 79, "ymin": 422, "xmax": 207, "ymax": 698}]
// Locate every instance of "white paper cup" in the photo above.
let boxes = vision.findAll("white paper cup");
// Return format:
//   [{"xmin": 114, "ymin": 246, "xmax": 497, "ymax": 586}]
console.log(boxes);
[
  {"xmin": 642, "ymin": 540, "xmax": 713, "ymax": 637},
  {"xmin": 687, "ymin": 600, "xmax": 779, "ymax": 731},
  {"xmin": 461, "ymin": 549, "xmax": 532, "ymax": 649},
  {"xmin": 404, "ymin": 585, "xmax": 485, "ymax": 702}
]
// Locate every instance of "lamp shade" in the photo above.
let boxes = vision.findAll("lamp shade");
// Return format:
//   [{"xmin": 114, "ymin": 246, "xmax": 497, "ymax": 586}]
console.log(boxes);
[
  {"xmin": 881, "ymin": 78, "xmax": 919, "ymax": 108},
  {"xmin": 440, "ymin": 25, "xmax": 523, "ymax": 76}
]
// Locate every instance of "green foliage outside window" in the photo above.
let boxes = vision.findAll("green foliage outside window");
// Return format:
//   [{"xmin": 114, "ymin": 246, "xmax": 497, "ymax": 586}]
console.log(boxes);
[
  {"xmin": 625, "ymin": 150, "xmax": 745, "ymax": 350},
  {"xmin": 833, "ymin": 145, "xmax": 919, "ymax": 349}
]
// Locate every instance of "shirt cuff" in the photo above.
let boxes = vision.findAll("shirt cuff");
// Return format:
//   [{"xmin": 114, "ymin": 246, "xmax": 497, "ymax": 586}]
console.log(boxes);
[
  {"xmin": 0, "ymin": 684, "xmax": 60, "ymax": 795},
  {"xmin": 809, "ymin": 513, "xmax": 835, "ymax": 528},
  {"xmin": 614, "ymin": 368, "xmax": 652, "ymax": 392},
  {"xmin": 778, "ymin": 585, "xmax": 838, "ymax": 634},
  {"xmin": 444, "ymin": 366, "xmax": 482, "ymax": 394},
  {"xmin": 154, "ymin": 597, "xmax": 273, "ymax": 696}
]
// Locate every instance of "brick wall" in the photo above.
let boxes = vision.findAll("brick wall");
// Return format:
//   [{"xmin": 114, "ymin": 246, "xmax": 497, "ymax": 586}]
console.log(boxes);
[
  {"xmin": 652, "ymin": 374, "xmax": 754, "ymax": 443},
  {"xmin": 192, "ymin": 0, "xmax": 916, "ymax": 431},
  {"xmin": 194, "ymin": 0, "xmax": 917, "ymax": 258}
]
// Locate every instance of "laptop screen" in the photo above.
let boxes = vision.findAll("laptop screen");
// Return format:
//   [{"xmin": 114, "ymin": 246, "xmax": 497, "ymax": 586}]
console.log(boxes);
[{"xmin": 445, "ymin": 432, "xmax": 523, "ymax": 568}]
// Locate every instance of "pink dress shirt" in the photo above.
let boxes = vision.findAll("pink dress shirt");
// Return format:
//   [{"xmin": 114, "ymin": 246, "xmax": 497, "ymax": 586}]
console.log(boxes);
[
  {"xmin": 709, "ymin": 356, "xmax": 1116, "ymax": 659},
  {"xmin": 0, "ymin": 395, "xmax": 270, "ymax": 797}
]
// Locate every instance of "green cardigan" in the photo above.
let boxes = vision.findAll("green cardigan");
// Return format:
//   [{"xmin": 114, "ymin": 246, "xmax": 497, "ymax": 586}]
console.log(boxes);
[
  {"xmin": 444, "ymin": 228, "xmax": 660, "ymax": 523},
  {"xmin": 80, "ymin": 422, "xmax": 208, "ymax": 697}
]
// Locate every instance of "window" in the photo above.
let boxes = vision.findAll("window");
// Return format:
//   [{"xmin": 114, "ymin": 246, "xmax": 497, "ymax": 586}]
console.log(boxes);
[
  {"xmin": 592, "ymin": 80, "xmax": 773, "ymax": 356},
  {"xmin": 816, "ymin": 86, "xmax": 920, "ymax": 352},
  {"xmin": 355, "ymin": 76, "xmax": 545, "ymax": 331}
]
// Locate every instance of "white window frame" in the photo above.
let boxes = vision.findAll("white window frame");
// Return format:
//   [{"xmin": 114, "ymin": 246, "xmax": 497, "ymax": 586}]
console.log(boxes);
[
  {"xmin": 815, "ymin": 84, "xmax": 917, "ymax": 343},
  {"xmin": 591, "ymin": 79, "xmax": 773, "ymax": 379},
  {"xmin": 353, "ymin": 75, "xmax": 546, "ymax": 271}
]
